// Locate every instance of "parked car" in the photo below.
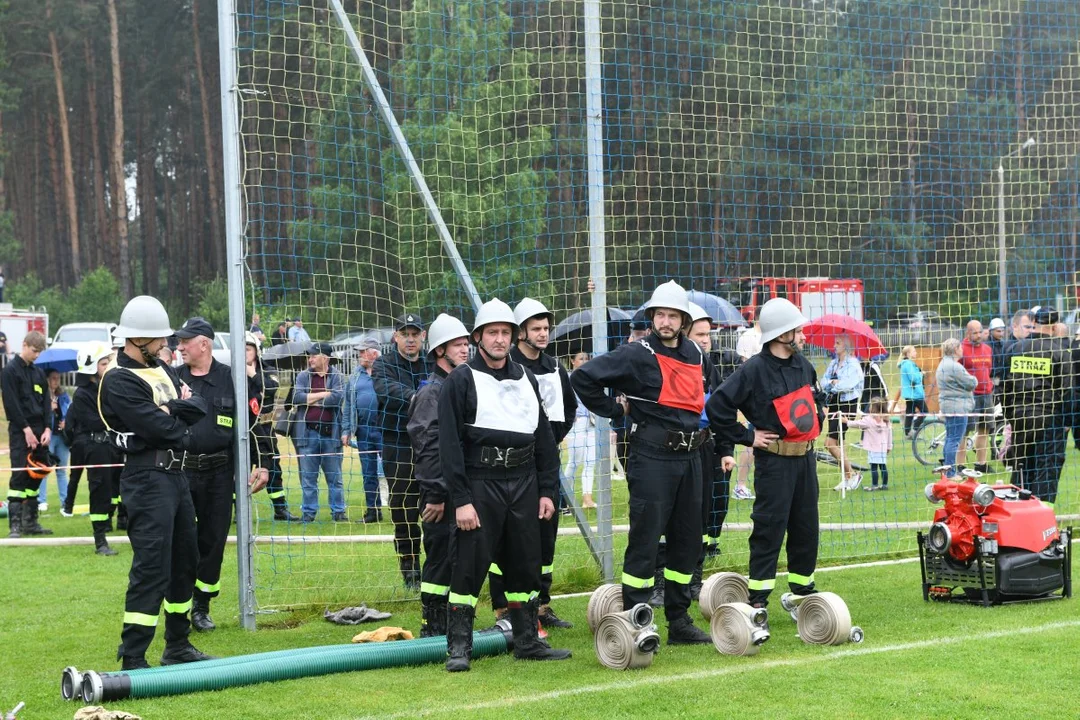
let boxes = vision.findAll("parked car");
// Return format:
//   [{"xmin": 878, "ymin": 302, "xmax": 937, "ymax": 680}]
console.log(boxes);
[
  {"xmin": 49, "ymin": 322, "xmax": 118, "ymax": 355},
  {"xmin": 881, "ymin": 311, "xmax": 945, "ymax": 329},
  {"xmin": 212, "ymin": 332, "xmax": 232, "ymax": 366},
  {"xmin": 1061, "ymin": 308, "xmax": 1080, "ymax": 337}
]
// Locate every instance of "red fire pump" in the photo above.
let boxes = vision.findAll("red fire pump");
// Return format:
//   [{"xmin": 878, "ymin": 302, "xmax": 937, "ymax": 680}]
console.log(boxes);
[{"xmin": 918, "ymin": 477, "xmax": 1072, "ymax": 606}]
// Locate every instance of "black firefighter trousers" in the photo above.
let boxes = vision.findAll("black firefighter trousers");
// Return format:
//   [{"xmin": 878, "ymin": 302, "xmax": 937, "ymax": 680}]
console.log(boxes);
[
  {"xmin": 490, "ymin": 470, "xmax": 559, "ymax": 609},
  {"xmin": 623, "ymin": 442, "xmax": 701, "ymax": 622},
  {"xmin": 747, "ymin": 450, "xmax": 819, "ymax": 607},
  {"xmin": 189, "ymin": 464, "xmax": 234, "ymax": 604},
  {"xmin": 118, "ymin": 466, "xmax": 198, "ymax": 661},
  {"xmin": 384, "ymin": 439, "xmax": 421, "ymax": 574},
  {"xmin": 449, "ymin": 470, "xmax": 542, "ymax": 609},
  {"xmin": 420, "ymin": 490, "xmax": 453, "ymax": 607}
]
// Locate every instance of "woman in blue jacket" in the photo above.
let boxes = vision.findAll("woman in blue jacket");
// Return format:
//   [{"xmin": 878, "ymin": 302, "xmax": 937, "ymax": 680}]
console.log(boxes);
[
  {"xmin": 38, "ymin": 369, "xmax": 72, "ymax": 511},
  {"xmin": 898, "ymin": 345, "xmax": 928, "ymax": 438}
]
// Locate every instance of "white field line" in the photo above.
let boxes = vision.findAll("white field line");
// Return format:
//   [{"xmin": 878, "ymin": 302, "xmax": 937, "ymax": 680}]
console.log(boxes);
[{"xmin": 358, "ymin": 619, "xmax": 1080, "ymax": 720}]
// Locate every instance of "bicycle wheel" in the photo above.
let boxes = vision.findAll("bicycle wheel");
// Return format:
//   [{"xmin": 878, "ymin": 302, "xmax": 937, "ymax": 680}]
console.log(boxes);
[{"xmin": 912, "ymin": 419, "xmax": 946, "ymax": 466}]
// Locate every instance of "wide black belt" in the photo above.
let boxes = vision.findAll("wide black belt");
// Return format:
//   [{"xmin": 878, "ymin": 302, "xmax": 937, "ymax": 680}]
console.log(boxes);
[
  {"xmin": 184, "ymin": 450, "xmax": 231, "ymax": 472},
  {"xmin": 466, "ymin": 443, "xmax": 535, "ymax": 469},
  {"xmin": 90, "ymin": 431, "xmax": 111, "ymax": 444},
  {"xmin": 125, "ymin": 449, "xmax": 187, "ymax": 472},
  {"xmin": 631, "ymin": 424, "xmax": 710, "ymax": 453}
]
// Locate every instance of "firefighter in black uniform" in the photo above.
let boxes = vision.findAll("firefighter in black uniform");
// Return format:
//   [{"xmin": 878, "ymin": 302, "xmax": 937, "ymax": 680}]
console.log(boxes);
[
  {"xmin": 372, "ymin": 313, "xmax": 431, "ymax": 590},
  {"xmin": 246, "ymin": 332, "xmax": 298, "ymax": 521},
  {"xmin": 706, "ymin": 298, "xmax": 826, "ymax": 614},
  {"xmin": 175, "ymin": 317, "xmax": 271, "ymax": 632},
  {"xmin": 406, "ymin": 313, "xmax": 471, "ymax": 637},
  {"xmin": 1001, "ymin": 305, "xmax": 1072, "ymax": 506},
  {"xmin": 68, "ymin": 342, "xmax": 123, "ymax": 555},
  {"xmin": 486, "ymin": 298, "xmax": 577, "ymax": 629},
  {"xmin": 98, "ymin": 296, "xmax": 213, "ymax": 669},
  {"xmin": 441, "ymin": 299, "xmax": 571, "ymax": 672},
  {"xmin": 2, "ymin": 330, "xmax": 52, "ymax": 538},
  {"xmin": 572, "ymin": 281, "xmax": 713, "ymax": 645}
]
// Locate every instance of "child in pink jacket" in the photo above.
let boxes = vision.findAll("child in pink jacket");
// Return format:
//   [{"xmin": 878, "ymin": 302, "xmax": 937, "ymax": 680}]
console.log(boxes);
[{"xmin": 842, "ymin": 397, "xmax": 893, "ymax": 491}]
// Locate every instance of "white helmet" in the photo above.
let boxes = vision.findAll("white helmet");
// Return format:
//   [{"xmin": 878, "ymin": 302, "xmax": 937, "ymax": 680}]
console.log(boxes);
[
  {"xmin": 688, "ymin": 302, "xmax": 711, "ymax": 324},
  {"xmin": 113, "ymin": 295, "xmax": 174, "ymax": 339},
  {"xmin": 77, "ymin": 342, "xmax": 113, "ymax": 375},
  {"xmin": 472, "ymin": 298, "xmax": 517, "ymax": 334},
  {"xmin": 644, "ymin": 280, "xmax": 691, "ymax": 327},
  {"xmin": 245, "ymin": 331, "xmax": 261, "ymax": 357},
  {"xmin": 513, "ymin": 297, "xmax": 554, "ymax": 329},
  {"xmin": 759, "ymin": 298, "xmax": 807, "ymax": 343},
  {"xmin": 426, "ymin": 313, "xmax": 470, "ymax": 360}
]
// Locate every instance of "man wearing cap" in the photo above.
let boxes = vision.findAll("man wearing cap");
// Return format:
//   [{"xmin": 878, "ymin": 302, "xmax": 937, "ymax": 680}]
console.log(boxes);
[
  {"xmin": 98, "ymin": 297, "xmax": 212, "ymax": 669},
  {"xmin": 406, "ymin": 313, "xmax": 470, "ymax": 636},
  {"xmin": 372, "ymin": 313, "xmax": 430, "ymax": 589},
  {"xmin": 287, "ymin": 317, "xmax": 311, "ymax": 344},
  {"xmin": 441, "ymin": 299, "xmax": 569, "ymax": 671},
  {"xmin": 572, "ymin": 280, "xmax": 714, "ymax": 645},
  {"xmin": 2, "ymin": 330, "xmax": 52, "ymax": 537},
  {"xmin": 294, "ymin": 341, "xmax": 346, "ymax": 521},
  {"xmin": 342, "ymin": 337, "xmax": 384, "ymax": 523},
  {"xmin": 1001, "ymin": 305, "xmax": 1072, "ymax": 505},
  {"xmin": 175, "ymin": 317, "xmax": 271, "ymax": 632},
  {"xmin": 485, "ymin": 299, "xmax": 577, "ymax": 629},
  {"xmin": 707, "ymin": 297, "xmax": 826, "ymax": 619}
]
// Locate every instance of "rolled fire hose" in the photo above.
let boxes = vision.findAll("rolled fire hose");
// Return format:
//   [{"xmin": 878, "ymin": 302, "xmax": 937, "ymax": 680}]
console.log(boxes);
[
  {"xmin": 76, "ymin": 631, "xmax": 511, "ymax": 704},
  {"xmin": 594, "ymin": 603, "xmax": 661, "ymax": 670},
  {"xmin": 586, "ymin": 583, "xmax": 624, "ymax": 633},
  {"xmin": 780, "ymin": 592, "xmax": 864, "ymax": 646},
  {"xmin": 698, "ymin": 572, "xmax": 749, "ymax": 620},
  {"xmin": 709, "ymin": 602, "xmax": 770, "ymax": 656}
]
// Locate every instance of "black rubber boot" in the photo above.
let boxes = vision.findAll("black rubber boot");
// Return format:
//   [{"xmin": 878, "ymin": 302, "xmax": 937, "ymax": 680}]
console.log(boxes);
[
  {"xmin": 667, "ymin": 615, "xmax": 711, "ymax": 645},
  {"xmin": 160, "ymin": 641, "xmax": 217, "ymax": 666},
  {"xmin": 273, "ymin": 502, "xmax": 300, "ymax": 522},
  {"xmin": 121, "ymin": 656, "xmax": 150, "ymax": 670},
  {"xmin": 7, "ymin": 498, "xmax": 23, "ymax": 538},
  {"xmin": 93, "ymin": 521, "xmax": 118, "ymax": 556},
  {"xmin": 420, "ymin": 597, "xmax": 448, "ymax": 637},
  {"xmin": 537, "ymin": 604, "xmax": 573, "ymax": 629},
  {"xmin": 22, "ymin": 497, "xmax": 54, "ymax": 535},
  {"xmin": 689, "ymin": 557, "xmax": 705, "ymax": 601},
  {"xmin": 401, "ymin": 557, "xmax": 421, "ymax": 592},
  {"xmin": 510, "ymin": 600, "xmax": 572, "ymax": 661},
  {"xmin": 191, "ymin": 599, "xmax": 216, "ymax": 632},
  {"xmin": 649, "ymin": 568, "xmax": 665, "ymax": 608},
  {"xmin": 445, "ymin": 603, "xmax": 475, "ymax": 672}
]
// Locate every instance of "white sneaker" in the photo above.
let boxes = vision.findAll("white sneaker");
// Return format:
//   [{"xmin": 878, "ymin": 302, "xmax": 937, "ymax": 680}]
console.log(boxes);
[
  {"xmin": 60, "ymin": 509, "xmax": 74, "ymax": 518},
  {"xmin": 846, "ymin": 473, "xmax": 863, "ymax": 491},
  {"xmin": 733, "ymin": 486, "xmax": 755, "ymax": 500},
  {"xmin": 39, "ymin": 502, "xmax": 49, "ymax": 512}
]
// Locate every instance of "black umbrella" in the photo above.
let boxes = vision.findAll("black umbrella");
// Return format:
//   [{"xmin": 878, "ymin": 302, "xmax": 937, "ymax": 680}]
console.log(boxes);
[
  {"xmin": 261, "ymin": 340, "xmax": 313, "ymax": 370},
  {"xmin": 550, "ymin": 307, "xmax": 634, "ymax": 358}
]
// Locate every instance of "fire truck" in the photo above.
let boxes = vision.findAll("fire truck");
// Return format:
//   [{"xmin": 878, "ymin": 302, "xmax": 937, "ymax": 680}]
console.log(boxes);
[
  {"xmin": 0, "ymin": 304, "xmax": 49, "ymax": 358},
  {"xmin": 717, "ymin": 277, "xmax": 864, "ymax": 323}
]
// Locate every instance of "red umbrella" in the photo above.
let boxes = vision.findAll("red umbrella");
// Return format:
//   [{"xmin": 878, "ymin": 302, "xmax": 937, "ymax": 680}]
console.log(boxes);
[{"xmin": 802, "ymin": 314, "xmax": 888, "ymax": 360}]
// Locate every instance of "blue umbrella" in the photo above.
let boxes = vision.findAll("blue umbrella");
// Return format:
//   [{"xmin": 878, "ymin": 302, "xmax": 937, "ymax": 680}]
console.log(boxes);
[{"xmin": 35, "ymin": 348, "xmax": 79, "ymax": 373}]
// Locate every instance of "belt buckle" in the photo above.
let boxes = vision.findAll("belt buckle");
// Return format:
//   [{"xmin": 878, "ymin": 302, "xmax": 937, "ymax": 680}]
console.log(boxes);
[
  {"xmin": 484, "ymin": 446, "xmax": 509, "ymax": 468},
  {"xmin": 670, "ymin": 431, "xmax": 690, "ymax": 452},
  {"xmin": 167, "ymin": 449, "xmax": 185, "ymax": 470}
]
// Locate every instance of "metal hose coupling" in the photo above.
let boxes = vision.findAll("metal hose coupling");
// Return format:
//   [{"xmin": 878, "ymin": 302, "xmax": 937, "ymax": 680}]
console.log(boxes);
[
  {"xmin": 709, "ymin": 602, "xmax": 770, "ymax": 656},
  {"xmin": 60, "ymin": 667, "xmax": 81, "ymax": 701},
  {"xmin": 698, "ymin": 572, "xmax": 750, "ymax": 620},
  {"xmin": 586, "ymin": 583, "xmax": 624, "ymax": 633},
  {"xmin": 780, "ymin": 592, "xmax": 864, "ymax": 645},
  {"xmin": 594, "ymin": 603, "xmax": 660, "ymax": 670}
]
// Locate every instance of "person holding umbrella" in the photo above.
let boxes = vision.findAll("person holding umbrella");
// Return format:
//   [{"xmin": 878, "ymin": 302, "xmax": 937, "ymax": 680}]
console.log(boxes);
[{"xmin": 821, "ymin": 335, "xmax": 864, "ymax": 491}]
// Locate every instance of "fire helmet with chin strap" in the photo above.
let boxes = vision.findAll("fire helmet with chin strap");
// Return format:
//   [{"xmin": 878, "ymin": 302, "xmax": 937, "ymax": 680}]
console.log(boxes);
[
  {"xmin": 426, "ymin": 313, "xmax": 470, "ymax": 361},
  {"xmin": 758, "ymin": 298, "xmax": 808, "ymax": 343},
  {"xmin": 643, "ymin": 281, "xmax": 692, "ymax": 330}
]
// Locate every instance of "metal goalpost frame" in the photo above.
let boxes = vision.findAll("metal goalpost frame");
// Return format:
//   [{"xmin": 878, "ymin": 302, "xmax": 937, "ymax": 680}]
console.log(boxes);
[{"xmin": 217, "ymin": 0, "xmax": 257, "ymax": 630}]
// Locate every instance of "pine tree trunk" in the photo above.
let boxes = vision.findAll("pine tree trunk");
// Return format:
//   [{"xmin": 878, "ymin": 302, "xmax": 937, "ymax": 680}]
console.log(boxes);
[
  {"xmin": 47, "ymin": 0, "xmax": 80, "ymax": 283},
  {"xmin": 107, "ymin": 0, "xmax": 131, "ymax": 296},
  {"xmin": 84, "ymin": 37, "xmax": 109, "ymax": 268},
  {"xmin": 137, "ymin": 112, "xmax": 159, "ymax": 296},
  {"xmin": 46, "ymin": 114, "xmax": 65, "ymax": 286},
  {"xmin": 191, "ymin": 0, "xmax": 224, "ymax": 276}
]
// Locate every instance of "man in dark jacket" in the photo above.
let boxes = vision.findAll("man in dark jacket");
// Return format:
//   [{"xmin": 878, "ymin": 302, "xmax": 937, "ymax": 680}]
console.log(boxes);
[
  {"xmin": 707, "ymin": 298, "xmax": 826, "ymax": 616},
  {"xmin": 373, "ymin": 314, "xmax": 431, "ymax": 589},
  {"xmin": 571, "ymin": 281, "xmax": 714, "ymax": 645},
  {"xmin": 440, "ymin": 299, "xmax": 570, "ymax": 672},
  {"xmin": 406, "ymin": 314, "xmax": 470, "ymax": 637},
  {"xmin": 2, "ymin": 330, "xmax": 51, "ymax": 537}
]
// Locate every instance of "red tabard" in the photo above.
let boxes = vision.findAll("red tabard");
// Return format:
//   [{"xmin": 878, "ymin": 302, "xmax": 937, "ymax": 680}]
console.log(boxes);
[
  {"xmin": 654, "ymin": 353, "xmax": 705, "ymax": 414},
  {"xmin": 772, "ymin": 385, "xmax": 820, "ymax": 442}
]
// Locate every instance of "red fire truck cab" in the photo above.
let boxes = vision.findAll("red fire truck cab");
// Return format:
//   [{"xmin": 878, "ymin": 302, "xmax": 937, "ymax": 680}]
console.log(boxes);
[{"xmin": 718, "ymin": 277, "xmax": 864, "ymax": 323}]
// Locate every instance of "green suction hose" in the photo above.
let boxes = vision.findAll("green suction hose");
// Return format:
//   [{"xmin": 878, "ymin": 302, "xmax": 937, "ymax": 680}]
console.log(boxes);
[{"xmin": 80, "ymin": 631, "xmax": 511, "ymax": 703}]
